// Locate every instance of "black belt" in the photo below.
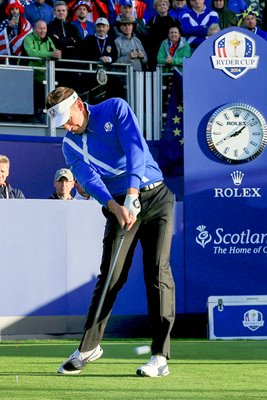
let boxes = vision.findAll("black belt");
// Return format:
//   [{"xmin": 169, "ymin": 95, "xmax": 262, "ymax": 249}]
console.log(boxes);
[{"xmin": 140, "ymin": 181, "xmax": 163, "ymax": 192}]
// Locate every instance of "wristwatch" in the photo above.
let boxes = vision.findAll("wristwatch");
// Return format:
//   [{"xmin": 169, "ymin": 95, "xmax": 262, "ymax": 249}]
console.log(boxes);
[{"xmin": 206, "ymin": 103, "xmax": 267, "ymax": 163}]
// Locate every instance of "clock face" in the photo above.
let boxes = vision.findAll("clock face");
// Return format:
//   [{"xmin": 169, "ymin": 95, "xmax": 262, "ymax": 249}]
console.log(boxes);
[{"xmin": 206, "ymin": 103, "xmax": 267, "ymax": 163}]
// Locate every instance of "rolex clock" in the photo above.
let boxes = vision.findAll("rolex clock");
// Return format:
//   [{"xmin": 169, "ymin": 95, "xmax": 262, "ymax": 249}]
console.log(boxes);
[{"xmin": 206, "ymin": 103, "xmax": 267, "ymax": 163}]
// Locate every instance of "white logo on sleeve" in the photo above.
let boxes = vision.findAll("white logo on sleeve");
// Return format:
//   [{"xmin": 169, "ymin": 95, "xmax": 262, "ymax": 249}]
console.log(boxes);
[{"xmin": 104, "ymin": 122, "xmax": 113, "ymax": 132}]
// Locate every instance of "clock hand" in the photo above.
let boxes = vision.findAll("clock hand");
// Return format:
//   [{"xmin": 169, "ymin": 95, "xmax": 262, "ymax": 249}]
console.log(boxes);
[
  {"xmin": 229, "ymin": 125, "xmax": 246, "ymax": 137},
  {"xmin": 223, "ymin": 126, "xmax": 245, "ymax": 141},
  {"xmin": 223, "ymin": 118, "xmax": 254, "ymax": 141}
]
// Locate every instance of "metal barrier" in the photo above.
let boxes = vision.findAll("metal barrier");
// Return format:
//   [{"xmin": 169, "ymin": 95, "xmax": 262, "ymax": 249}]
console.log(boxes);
[{"xmin": 0, "ymin": 55, "xmax": 170, "ymax": 139}]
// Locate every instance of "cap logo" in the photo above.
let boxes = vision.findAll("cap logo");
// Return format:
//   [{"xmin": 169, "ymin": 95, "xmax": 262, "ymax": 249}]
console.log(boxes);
[{"xmin": 48, "ymin": 108, "xmax": 57, "ymax": 118}]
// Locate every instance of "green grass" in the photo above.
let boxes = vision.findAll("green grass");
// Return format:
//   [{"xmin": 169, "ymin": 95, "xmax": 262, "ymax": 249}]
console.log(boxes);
[{"xmin": 0, "ymin": 339, "xmax": 267, "ymax": 400}]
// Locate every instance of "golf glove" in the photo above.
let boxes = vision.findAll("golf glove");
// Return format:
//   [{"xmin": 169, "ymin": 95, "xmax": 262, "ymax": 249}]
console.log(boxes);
[{"xmin": 124, "ymin": 194, "xmax": 141, "ymax": 219}]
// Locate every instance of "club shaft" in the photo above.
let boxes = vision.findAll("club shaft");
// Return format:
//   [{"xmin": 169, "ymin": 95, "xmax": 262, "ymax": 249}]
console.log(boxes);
[{"xmin": 93, "ymin": 225, "xmax": 127, "ymax": 326}]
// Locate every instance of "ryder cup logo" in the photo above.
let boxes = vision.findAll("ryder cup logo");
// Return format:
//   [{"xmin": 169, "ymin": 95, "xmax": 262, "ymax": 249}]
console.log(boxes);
[
  {"xmin": 243, "ymin": 309, "xmax": 264, "ymax": 331},
  {"xmin": 195, "ymin": 225, "xmax": 212, "ymax": 248},
  {"xmin": 104, "ymin": 122, "xmax": 113, "ymax": 132},
  {"xmin": 211, "ymin": 31, "xmax": 259, "ymax": 79}
]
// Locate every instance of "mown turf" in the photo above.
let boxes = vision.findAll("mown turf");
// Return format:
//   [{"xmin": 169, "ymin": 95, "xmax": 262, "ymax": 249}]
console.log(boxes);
[{"xmin": 0, "ymin": 339, "xmax": 266, "ymax": 400}]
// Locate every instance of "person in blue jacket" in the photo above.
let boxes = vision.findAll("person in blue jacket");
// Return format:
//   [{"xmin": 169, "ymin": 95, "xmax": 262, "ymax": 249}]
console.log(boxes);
[
  {"xmin": 24, "ymin": 0, "xmax": 54, "ymax": 26},
  {"xmin": 71, "ymin": 1, "xmax": 95, "ymax": 40},
  {"xmin": 181, "ymin": 0, "xmax": 219, "ymax": 50},
  {"xmin": 46, "ymin": 86, "xmax": 175, "ymax": 378}
]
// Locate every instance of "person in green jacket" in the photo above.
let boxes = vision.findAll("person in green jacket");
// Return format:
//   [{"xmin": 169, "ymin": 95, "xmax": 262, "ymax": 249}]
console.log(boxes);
[
  {"xmin": 22, "ymin": 19, "xmax": 62, "ymax": 123},
  {"xmin": 157, "ymin": 25, "xmax": 191, "ymax": 74}
]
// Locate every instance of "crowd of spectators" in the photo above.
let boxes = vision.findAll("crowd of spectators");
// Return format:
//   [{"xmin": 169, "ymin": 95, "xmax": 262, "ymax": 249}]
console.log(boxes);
[
  {"xmin": 1, "ymin": 0, "xmax": 267, "ymax": 120},
  {"xmin": 2, "ymin": 0, "xmax": 267, "ymax": 67}
]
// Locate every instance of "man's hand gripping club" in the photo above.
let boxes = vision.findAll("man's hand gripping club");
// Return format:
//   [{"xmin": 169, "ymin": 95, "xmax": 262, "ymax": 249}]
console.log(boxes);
[{"xmin": 107, "ymin": 190, "xmax": 141, "ymax": 230}]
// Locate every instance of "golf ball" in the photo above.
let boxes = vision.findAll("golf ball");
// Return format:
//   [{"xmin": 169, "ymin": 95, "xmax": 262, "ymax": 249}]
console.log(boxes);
[{"xmin": 134, "ymin": 345, "xmax": 151, "ymax": 355}]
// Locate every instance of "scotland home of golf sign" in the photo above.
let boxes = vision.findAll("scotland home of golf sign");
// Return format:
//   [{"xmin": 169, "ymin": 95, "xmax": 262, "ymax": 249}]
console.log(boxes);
[{"xmin": 183, "ymin": 27, "xmax": 267, "ymax": 323}]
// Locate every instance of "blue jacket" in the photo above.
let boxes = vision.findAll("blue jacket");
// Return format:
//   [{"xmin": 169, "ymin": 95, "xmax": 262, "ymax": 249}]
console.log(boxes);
[
  {"xmin": 251, "ymin": 27, "xmax": 267, "ymax": 41},
  {"xmin": 71, "ymin": 20, "xmax": 96, "ymax": 40},
  {"xmin": 181, "ymin": 6, "xmax": 219, "ymax": 49},
  {"xmin": 62, "ymin": 98, "xmax": 163, "ymax": 206},
  {"xmin": 24, "ymin": 2, "xmax": 54, "ymax": 26},
  {"xmin": 0, "ymin": 183, "xmax": 25, "ymax": 199}
]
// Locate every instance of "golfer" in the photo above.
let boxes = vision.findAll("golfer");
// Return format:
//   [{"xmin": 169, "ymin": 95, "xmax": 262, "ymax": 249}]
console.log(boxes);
[{"xmin": 46, "ymin": 87, "xmax": 175, "ymax": 377}]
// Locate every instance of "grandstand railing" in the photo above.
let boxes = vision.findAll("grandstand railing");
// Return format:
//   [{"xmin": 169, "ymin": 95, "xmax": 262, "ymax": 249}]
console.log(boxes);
[{"xmin": 0, "ymin": 56, "xmax": 170, "ymax": 140}]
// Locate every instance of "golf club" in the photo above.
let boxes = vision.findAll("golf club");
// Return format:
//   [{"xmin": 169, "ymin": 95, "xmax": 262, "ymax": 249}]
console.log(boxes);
[{"xmin": 92, "ymin": 223, "xmax": 128, "ymax": 327}]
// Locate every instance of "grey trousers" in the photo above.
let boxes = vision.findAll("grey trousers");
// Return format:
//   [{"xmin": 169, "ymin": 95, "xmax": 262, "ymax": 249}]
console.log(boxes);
[{"xmin": 79, "ymin": 183, "xmax": 175, "ymax": 359}]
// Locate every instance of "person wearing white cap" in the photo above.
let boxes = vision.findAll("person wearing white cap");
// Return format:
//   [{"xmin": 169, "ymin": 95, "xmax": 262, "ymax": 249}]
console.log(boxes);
[
  {"xmin": 79, "ymin": 16, "xmax": 117, "ymax": 64},
  {"xmin": 48, "ymin": 167, "xmax": 75, "ymax": 199},
  {"xmin": 46, "ymin": 86, "xmax": 175, "ymax": 378}
]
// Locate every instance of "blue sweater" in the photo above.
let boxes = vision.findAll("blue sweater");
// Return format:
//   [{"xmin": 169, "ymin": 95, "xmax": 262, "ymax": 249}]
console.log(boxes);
[
  {"xmin": 24, "ymin": 2, "xmax": 54, "ymax": 26},
  {"xmin": 62, "ymin": 98, "xmax": 163, "ymax": 206},
  {"xmin": 181, "ymin": 6, "xmax": 219, "ymax": 48}
]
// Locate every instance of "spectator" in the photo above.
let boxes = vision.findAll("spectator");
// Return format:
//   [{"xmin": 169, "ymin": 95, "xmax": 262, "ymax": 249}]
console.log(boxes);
[
  {"xmin": 21, "ymin": 19, "xmax": 62, "ymax": 123},
  {"xmin": 115, "ymin": 0, "xmax": 147, "ymax": 19},
  {"xmin": 111, "ymin": 0, "xmax": 148, "ymax": 45},
  {"xmin": 115, "ymin": 13, "xmax": 147, "ymax": 71},
  {"xmin": 169, "ymin": 0, "xmax": 190, "ymax": 22},
  {"xmin": 0, "ymin": 155, "xmax": 25, "ymax": 199},
  {"xmin": 79, "ymin": 17, "xmax": 118, "ymax": 101},
  {"xmin": 80, "ymin": 17, "xmax": 117, "ymax": 64},
  {"xmin": 71, "ymin": 0, "xmax": 95, "ymax": 39},
  {"xmin": 181, "ymin": 0, "xmax": 219, "ymax": 51},
  {"xmin": 207, "ymin": 21, "xmax": 220, "ymax": 35},
  {"xmin": 24, "ymin": 0, "xmax": 54, "ymax": 26},
  {"xmin": 0, "ymin": 0, "xmax": 32, "ymax": 57},
  {"xmin": 67, "ymin": 0, "xmax": 108, "ymax": 23},
  {"xmin": 211, "ymin": 0, "xmax": 237, "ymax": 29},
  {"xmin": 48, "ymin": 168, "xmax": 75, "ymax": 199},
  {"xmin": 157, "ymin": 25, "xmax": 191, "ymax": 73},
  {"xmin": 238, "ymin": 8, "xmax": 267, "ymax": 40},
  {"xmin": 47, "ymin": 1, "xmax": 81, "ymax": 60},
  {"xmin": 146, "ymin": 0, "xmax": 181, "ymax": 70}
]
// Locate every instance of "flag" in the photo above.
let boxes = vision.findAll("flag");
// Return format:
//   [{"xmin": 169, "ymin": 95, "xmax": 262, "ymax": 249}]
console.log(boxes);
[
  {"xmin": 91, "ymin": 0, "xmax": 116, "ymax": 22},
  {"xmin": 158, "ymin": 68, "xmax": 184, "ymax": 176},
  {"xmin": 9, "ymin": 16, "xmax": 32, "ymax": 56},
  {"xmin": 0, "ymin": 28, "xmax": 10, "ymax": 57},
  {"xmin": 217, "ymin": 38, "xmax": 227, "ymax": 57}
]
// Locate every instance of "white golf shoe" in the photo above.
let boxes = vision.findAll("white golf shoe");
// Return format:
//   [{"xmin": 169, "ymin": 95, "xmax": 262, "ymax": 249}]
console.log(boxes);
[
  {"xmin": 58, "ymin": 345, "xmax": 103, "ymax": 375},
  {"xmin": 136, "ymin": 355, "xmax": 170, "ymax": 377}
]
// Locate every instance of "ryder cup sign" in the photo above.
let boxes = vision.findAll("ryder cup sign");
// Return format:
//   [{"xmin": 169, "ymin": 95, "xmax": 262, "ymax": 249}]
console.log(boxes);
[
  {"xmin": 183, "ymin": 27, "xmax": 267, "ymax": 315},
  {"xmin": 211, "ymin": 31, "xmax": 259, "ymax": 79}
]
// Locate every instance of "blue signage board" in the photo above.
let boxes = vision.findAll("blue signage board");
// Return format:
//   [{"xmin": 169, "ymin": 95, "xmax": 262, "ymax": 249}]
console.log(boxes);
[{"xmin": 183, "ymin": 28, "xmax": 267, "ymax": 314}]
